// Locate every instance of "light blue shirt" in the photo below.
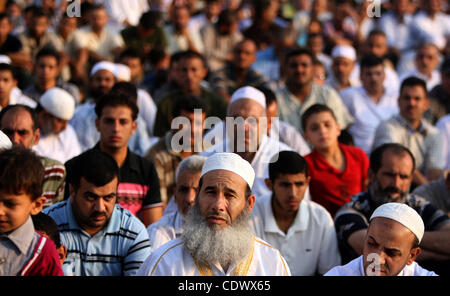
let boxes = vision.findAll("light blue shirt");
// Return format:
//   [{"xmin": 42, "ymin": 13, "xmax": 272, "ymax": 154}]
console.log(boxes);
[{"xmin": 44, "ymin": 199, "xmax": 151, "ymax": 276}]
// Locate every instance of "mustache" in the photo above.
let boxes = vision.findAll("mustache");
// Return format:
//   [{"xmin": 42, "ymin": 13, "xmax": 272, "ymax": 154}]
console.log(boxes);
[
  {"xmin": 382, "ymin": 186, "xmax": 406, "ymax": 196},
  {"xmin": 90, "ymin": 211, "xmax": 107, "ymax": 219},
  {"xmin": 205, "ymin": 211, "xmax": 230, "ymax": 223}
]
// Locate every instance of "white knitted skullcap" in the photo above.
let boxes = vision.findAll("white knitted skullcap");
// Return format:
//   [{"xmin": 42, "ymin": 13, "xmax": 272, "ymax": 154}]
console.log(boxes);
[
  {"xmin": 39, "ymin": 88, "xmax": 75, "ymax": 120},
  {"xmin": 0, "ymin": 55, "xmax": 11, "ymax": 64},
  {"xmin": 114, "ymin": 64, "xmax": 131, "ymax": 82},
  {"xmin": 230, "ymin": 86, "xmax": 266, "ymax": 110},
  {"xmin": 201, "ymin": 152, "xmax": 255, "ymax": 188},
  {"xmin": 331, "ymin": 45, "xmax": 357, "ymax": 61},
  {"xmin": 370, "ymin": 202, "xmax": 425, "ymax": 243},
  {"xmin": 90, "ymin": 61, "xmax": 116, "ymax": 77},
  {"xmin": 0, "ymin": 130, "xmax": 12, "ymax": 150}
]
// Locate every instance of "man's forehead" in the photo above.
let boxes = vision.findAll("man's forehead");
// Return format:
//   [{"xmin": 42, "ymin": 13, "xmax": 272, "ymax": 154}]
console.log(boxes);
[
  {"xmin": 202, "ymin": 169, "xmax": 247, "ymax": 188},
  {"xmin": 380, "ymin": 150, "xmax": 414, "ymax": 168},
  {"xmin": 177, "ymin": 170, "xmax": 201, "ymax": 184},
  {"xmin": 2, "ymin": 109, "xmax": 33, "ymax": 128}
]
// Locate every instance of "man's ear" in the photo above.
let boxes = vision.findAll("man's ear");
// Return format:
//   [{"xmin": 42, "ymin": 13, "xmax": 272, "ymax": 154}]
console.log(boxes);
[
  {"xmin": 406, "ymin": 247, "xmax": 421, "ymax": 265},
  {"xmin": 33, "ymin": 128, "xmax": 40, "ymax": 146},
  {"xmin": 31, "ymin": 196, "xmax": 46, "ymax": 215},
  {"xmin": 264, "ymin": 178, "xmax": 272, "ymax": 191},
  {"xmin": 68, "ymin": 183, "xmax": 76, "ymax": 198},
  {"xmin": 58, "ymin": 244, "xmax": 67, "ymax": 265},
  {"xmin": 247, "ymin": 194, "xmax": 255, "ymax": 214}
]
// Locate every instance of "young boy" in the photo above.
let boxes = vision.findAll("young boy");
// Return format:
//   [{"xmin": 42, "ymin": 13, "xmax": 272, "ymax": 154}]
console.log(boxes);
[
  {"xmin": 302, "ymin": 104, "xmax": 369, "ymax": 217},
  {"xmin": 0, "ymin": 146, "xmax": 64, "ymax": 276},
  {"xmin": 0, "ymin": 63, "xmax": 36, "ymax": 110}
]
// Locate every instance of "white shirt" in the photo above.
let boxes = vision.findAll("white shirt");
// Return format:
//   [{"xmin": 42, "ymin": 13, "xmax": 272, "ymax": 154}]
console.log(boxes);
[
  {"xmin": 408, "ymin": 11, "xmax": 450, "ymax": 50},
  {"xmin": 378, "ymin": 12, "xmax": 413, "ymax": 52},
  {"xmin": 250, "ymin": 194, "xmax": 341, "ymax": 276},
  {"xmin": 72, "ymin": 25, "xmax": 124, "ymax": 60},
  {"xmin": 97, "ymin": 0, "xmax": 149, "ymax": 29},
  {"xmin": 350, "ymin": 63, "xmax": 400, "ymax": 95},
  {"xmin": 324, "ymin": 255, "xmax": 438, "ymax": 276},
  {"xmin": 147, "ymin": 210, "xmax": 184, "ymax": 252},
  {"xmin": 0, "ymin": 87, "xmax": 36, "ymax": 111},
  {"xmin": 136, "ymin": 237, "xmax": 291, "ymax": 276},
  {"xmin": 436, "ymin": 115, "xmax": 450, "ymax": 170},
  {"xmin": 340, "ymin": 86, "xmax": 399, "ymax": 154},
  {"xmin": 399, "ymin": 68, "xmax": 441, "ymax": 92},
  {"xmin": 164, "ymin": 25, "xmax": 204, "ymax": 54},
  {"xmin": 33, "ymin": 124, "xmax": 82, "ymax": 164},
  {"xmin": 201, "ymin": 135, "xmax": 293, "ymax": 198}
]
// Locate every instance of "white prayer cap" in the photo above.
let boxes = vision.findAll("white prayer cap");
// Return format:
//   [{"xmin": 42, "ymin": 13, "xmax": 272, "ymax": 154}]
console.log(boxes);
[
  {"xmin": 230, "ymin": 86, "xmax": 266, "ymax": 110},
  {"xmin": 370, "ymin": 203, "xmax": 425, "ymax": 243},
  {"xmin": 0, "ymin": 130, "xmax": 12, "ymax": 150},
  {"xmin": 90, "ymin": 61, "xmax": 116, "ymax": 77},
  {"xmin": 39, "ymin": 88, "xmax": 75, "ymax": 120},
  {"xmin": 114, "ymin": 64, "xmax": 131, "ymax": 82},
  {"xmin": 0, "ymin": 55, "xmax": 11, "ymax": 64},
  {"xmin": 201, "ymin": 152, "xmax": 255, "ymax": 188},
  {"xmin": 331, "ymin": 45, "xmax": 357, "ymax": 61}
]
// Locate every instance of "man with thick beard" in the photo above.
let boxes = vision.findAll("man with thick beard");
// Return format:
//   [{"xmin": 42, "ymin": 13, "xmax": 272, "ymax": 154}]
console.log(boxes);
[
  {"xmin": 136, "ymin": 152, "xmax": 291, "ymax": 276},
  {"xmin": 334, "ymin": 143, "xmax": 450, "ymax": 272}
]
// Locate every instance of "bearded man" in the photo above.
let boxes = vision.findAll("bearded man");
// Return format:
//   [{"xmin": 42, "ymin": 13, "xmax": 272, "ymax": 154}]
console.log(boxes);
[
  {"xmin": 137, "ymin": 152, "xmax": 291, "ymax": 276},
  {"xmin": 334, "ymin": 143, "xmax": 450, "ymax": 271}
]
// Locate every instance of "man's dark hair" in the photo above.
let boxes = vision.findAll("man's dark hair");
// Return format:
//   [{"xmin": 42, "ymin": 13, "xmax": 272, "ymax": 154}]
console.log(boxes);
[
  {"xmin": 0, "ymin": 104, "xmax": 39, "ymax": 131},
  {"xmin": 31, "ymin": 7, "xmax": 48, "ymax": 19},
  {"xmin": 283, "ymin": 47, "xmax": 316, "ymax": 66},
  {"xmin": 367, "ymin": 29, "xmax": 387, "ymax": 39},
  {"xmin": 0, "ymin": 146, "xmax": 44, "ymax": 200},
  {"xmin": 68, "ymin": 149, "xmax": 119, "ymax": 191},
  {"xmin": 360, "ymin": 54, "xmax": 384, "ymax": 70},
  {"xmin": 252, "ymin": 0, "xmax": 274, "ymax": 20},
  {"xmin": 399, "ymin": 76, "xmax": 427, "ymax": 97},
  {"xmin": 256, "ymin": 86, "xmax": 276, "ymax": 107},
  {"xmin": 95, "ymin": 82, "xmax": 139, "ymax": 120},
  {"xmin": 139, "ymin": 10, "xmax": 162, "ymax": 30},
  {"xmin": 119, "ymin": 48, "xmax": 142, "ymax": 64},
  {"xmin": 149, "ymin": 48, "xmax": 168, "ymax": 67},
  {"xmin": 172, "ymin": 95, "xmax": 206, "ymax": 118},
  {"xmin": 178, "ymin": 50, "xmax": 207, "ymax": 69},
  {"xmin": 369, "ymin": 143, "xmax": 416, "ymax": 175},
  {"xmin": 217, "ymin": 9, "xmax": 238, "ymax": 27},
  {"xmin": 0, "ymin": 62, "xmax": 16, "ymax": 79},
  {"xmin": 301, "ymin": 104, "xmax": 337, "ymax": 131},
  {"xmin": 35, "ymin": 47, "xmax": 61, "ymax": 65},
  {"xmin": 269, "ymin": 151, "xmax": 308, "ymax": 181},
  {"xmin": 32, "ymin": 212, "xmax": 62, "ymax": 248},
  {"xmin": 0, "ymin": 12, "xmax": 10, "ymax": 23}
]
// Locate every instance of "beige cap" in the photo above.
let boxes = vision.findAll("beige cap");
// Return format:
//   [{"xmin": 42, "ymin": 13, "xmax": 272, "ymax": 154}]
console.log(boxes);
[
  {"xmin": 90, "ymin": 61, "xmax": 116, "ymax": 77},
  {"xmin": 230, "ymin": 86, "xmax": 266, "ymax": 110},
  {"xmin": 39, "ymin": 88, "xmax": 75, "ymax": 120},
  {"xmin": 201, "ymin": 152, "xmax": 255, "ymax": 188},
  {"xmin": 370, "ymin": 202, "xmax": 425, "ymax": 243}
]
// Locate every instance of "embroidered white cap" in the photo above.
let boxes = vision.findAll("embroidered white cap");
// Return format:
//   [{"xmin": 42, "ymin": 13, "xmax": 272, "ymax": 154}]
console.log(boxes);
[
  {"xmin": 331, "ymin": 45, "xmax": 357, "ymax": 61},
  {"xmin": 39, "ymin": 87, "xmax": 75, "ymax": 120},
  {"xmin": 230, "ymin": 86, "xmax": 266, "ymax": 110},
  {"xmin": 201, "ymin": 152, "xmax": 255, "ymax": 188},
  {"xmin": 0, "ymin": 130, "xmax": 12, "ymax": 150},
  {"xmin": 114, "ymin": 64, "xmax": 131, "ymax": 82},
  {"xmin": 370, "ymin": 202, "xmax": 425, "ymax": 243},
  {"xmin": 90, "ymin": 61, "xmax": 116, "ymax": 77}
]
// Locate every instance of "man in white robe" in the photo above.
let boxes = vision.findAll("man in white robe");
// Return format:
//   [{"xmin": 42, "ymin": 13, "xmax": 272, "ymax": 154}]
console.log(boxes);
[{"xmin": 136, "ymin": 152, "xmax": 291, "ymax": 276}]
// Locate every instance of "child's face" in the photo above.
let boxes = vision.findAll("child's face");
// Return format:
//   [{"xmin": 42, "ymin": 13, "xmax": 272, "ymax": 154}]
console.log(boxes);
[
  {"xmin": 304, "ymin": 111, "xmax": 341, "ymax": 150},
  {"xmin": 0, "ymin": 191, "xmax": 45, "ymax": 233}
]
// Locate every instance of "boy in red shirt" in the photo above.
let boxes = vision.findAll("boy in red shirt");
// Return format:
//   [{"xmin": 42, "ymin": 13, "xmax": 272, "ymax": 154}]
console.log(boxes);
[
  {"xmin": 303, "ymin": 104, "xmax": 369, "ymax": 217},
  {"xmin": 0, "ymin": 147, "xmax": 64, "ymax": 276}
]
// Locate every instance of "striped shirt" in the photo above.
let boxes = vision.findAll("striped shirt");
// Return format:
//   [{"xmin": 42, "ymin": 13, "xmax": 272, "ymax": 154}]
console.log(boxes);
[
  {"xmin": 40, "ymin": 156, "xmax": 66, "ymax": 207},
  {"xmin": 44, "ymin": 200, "xmax": 151, "ymax": 276}
]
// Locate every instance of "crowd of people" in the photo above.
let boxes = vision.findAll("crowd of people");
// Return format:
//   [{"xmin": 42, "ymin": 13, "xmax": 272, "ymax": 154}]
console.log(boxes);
[{"xmin": 0, "ymin": 0, "xmax": 450, "ymax": 277}]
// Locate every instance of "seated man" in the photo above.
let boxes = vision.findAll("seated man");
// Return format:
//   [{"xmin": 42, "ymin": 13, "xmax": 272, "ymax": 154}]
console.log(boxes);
[
  {"xmin": 137, "ymin": 152, "xmax": 291, "ymax": 276},
  {"xmin": 413, "ymin": 170, "xmax": 450, "ymax": 216},
  {"xmin": 250, "ymin": 151, "xmax": 341, "ymax": 275},
  {"xmin": 373, "ymin": 76, "xmax": 444, "ymax": 186},
  {"xmin": 147, "ymin": 155, "xmax": 207, "ymax": 250},
  {"xmin": 34, "ymin": 87, "xmax": 82, "ymax": 164},
  {"xmin": 326, "ymin": 203, "xmax": 437, "ymax": 276},
  {"xmin": 334, "ymin": 143, "xmax": 450, "ymax": 273},
  {"xmin": 44, "ymin": 150, "xmax": 151, "ymax": 276}
]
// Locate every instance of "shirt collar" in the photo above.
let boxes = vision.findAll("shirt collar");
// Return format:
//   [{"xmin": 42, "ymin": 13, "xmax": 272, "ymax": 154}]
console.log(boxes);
[
  {"xmin": 2, "ymin": 216, "xmax": 36, "ymax": 255},
  {"xmin": 395, "ymin": 114, "xmax": 428, "ymax": 136}
]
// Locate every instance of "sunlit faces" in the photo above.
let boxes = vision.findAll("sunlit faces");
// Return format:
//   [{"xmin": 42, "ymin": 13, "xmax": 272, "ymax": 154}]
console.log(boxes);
[
  {"xmin": 363, "ymin": 217, "xmax": 420, "ymax": 276},
  {"xmin": 35, "ymin": 56, "xmax": 59, "ymax": 84},
  {"xmin": 90, "ymin": 70, "xmax": 115, "ymax": 98},
  {"xmin": 95, "ymin": 106, "xmax": 137, "ymax": 151},
  {"xmin": 303, "ymin": 111, "xmax": 341, "ymax": 150},
  {"xmin": 360, "ymin": 64, "xmax": 385, "ymax": 94},
  {"xmin": 1, "ymin": 108, "xmax": 39, "ymax": 148},
  {"xmin": 175, "ymin": 170, "xmax": 201, "ymax": 216},
  {"xmin": 233, "ymin": 40, "xmax": 257, "ymax": 70},
  {"xmin": 332, "ymin": 57, "xmax": 355, "ymax": 82},
  {"xmin": 398, "ymin": 85, "xmax": 429, "ymax": 124},
  {"xmin": 0, "ymin": 70, "xmax": 17, "ymax": 100},
  {"xmin": 416, "ymin": 45, "xmax": 439, "ymax": 74},
  {"xmin": 197, "ymin": 170, "xmax": 255, "ymax": 230},
  {"xmin": 69, "ymin": 177, "xmax": 118, "ymax": 236},
  {"xmin": 285, "ymin": 54, "xmax": 314, "ymax": 86},
  {"xmin": 0, "ymin": 191, "xmax": 45, "ymax": 234},
  {"xmin": 266, "ymin": 172, "xmax": 310, "ymax": 213},
  {"xmin": 178, "ymin": 57, "xmax": 207, "ymax": 93}
]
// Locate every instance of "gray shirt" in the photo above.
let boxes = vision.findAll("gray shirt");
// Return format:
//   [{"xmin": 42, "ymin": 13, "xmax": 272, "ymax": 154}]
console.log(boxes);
[
  {"xmin": 413, "ymin": 171, "xmax": 450, "ymax": 215},
  {"xmin": 0, "ymin": 216, "xmax": 39, "ymax": 276}
]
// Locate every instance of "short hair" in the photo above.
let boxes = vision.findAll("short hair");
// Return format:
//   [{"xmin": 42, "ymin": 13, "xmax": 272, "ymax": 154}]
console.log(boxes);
[
  {"xmin": 178, "ymin": 50, "xmax": 207, "ymax": 69},
  {"xmin": 172, "ymin": 95, "xmax": 206, "ymax": 118},
  {"xmin": 367, "ymin": 29, "xmax": 387, "ymax": 39},
  {"xmin": 67, "ymin": 149, "xmax": 119, "ymax": 191},
  {"xmin": 217, "ymin": 9, "xmax": 238, "ymax": 27},
  {"xmin": 31, "ymin": 7, "xmax": 48, "ymax": 19},
  {"xmin": 369, "ymin": 143, "xmax": 416, "ymax": 175},
  {"xmin": 0, "ymin": 63, "xmax": 16, "ymax": 79},
  {"xmin": 0, "ymin": 12, "xmax": 10, "ymax": 23},
  {"xmin": 175, "ymin": 155, "xmax": 207, "ymax": 181},
  {"xmin": 399, "ymin": 76, "xmax": 428, "ymax": 96},
  {"xmin": 139, "ymin": 10, "xmax": 162, "ymax": 30},
  {"xmin": 301, "ymin": 104, "xmax": 337, "ymax": 131},
  {"xmin": 119, "ymin": 48, "xmax": 142, "ymax": 63},
  {"xmin": 256, "ymin": 86, "xmax": 276, "ymax": 107},
  {"xmin": 360, "ymin": 54, "xmax": 384, "ymax": 70},
  {"xmin": 0, "ymin": 104, "xmax": 39, "ymax": 131},
  {"xmin": 35, "ymin": 47, "xmax": 60, "ymax": 65},
  {"xmin": 148, "ymin": 48, "xmax": 168, "ymax": 66},
  {"xmin": 0, "ymin": 146, "xmax": 44, "ymax": 200},
  {"xmin": 283, "ymin": 47, "xmax": 316, "ymax": 66},
  {"xmin": 32, "ymin": 212, "xmax": 62, "ymax": 248},
  {"xmin": 95, "ymin": 82, "xmax": 139, "ymax": 120},
  {"xmin": 269, "ymin": 151, "xmax": 308, "ymax": 181}
]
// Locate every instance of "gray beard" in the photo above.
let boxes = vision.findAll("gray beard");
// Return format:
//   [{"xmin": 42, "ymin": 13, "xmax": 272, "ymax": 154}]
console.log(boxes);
[
  {"xmin": 181, "ymin": 203, "xmax": 254, "ymax": 269},
  {"xmin": 369, "ymin": 179, "xmax": 408, "ymax": 208}
]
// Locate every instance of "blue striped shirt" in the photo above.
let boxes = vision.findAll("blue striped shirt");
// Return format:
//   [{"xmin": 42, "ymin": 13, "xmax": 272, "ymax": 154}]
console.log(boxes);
[{"xmin": 43, "ymin": 199, "xmax": 151, "ymax": 276}]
